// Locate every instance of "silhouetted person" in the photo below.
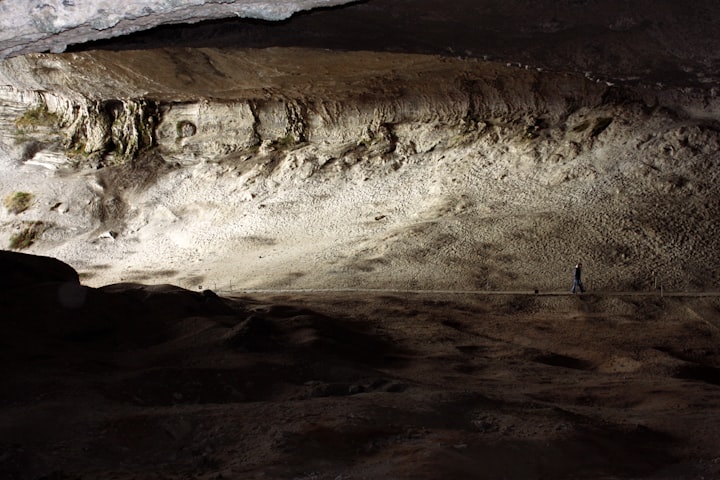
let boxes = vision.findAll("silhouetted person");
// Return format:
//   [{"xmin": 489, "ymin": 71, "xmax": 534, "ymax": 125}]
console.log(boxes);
[{"xmin": 571, "ymin": 262, "xmax": 585, "ymax": 293}]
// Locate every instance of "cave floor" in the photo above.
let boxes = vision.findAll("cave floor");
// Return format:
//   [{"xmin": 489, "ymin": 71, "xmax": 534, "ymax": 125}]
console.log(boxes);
[{"xmin": 2, "ymin": 289, "xmax": 720, "ymax": 479}]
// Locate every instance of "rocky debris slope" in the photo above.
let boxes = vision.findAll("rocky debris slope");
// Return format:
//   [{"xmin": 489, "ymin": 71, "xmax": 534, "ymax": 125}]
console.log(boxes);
[
  {"xmin": 0, "ymin": 0, "xmax": 356, "ymax": 59},
  {"xmin": 1, "ymin": 48, "xmax": 720, "ymax": 291}
]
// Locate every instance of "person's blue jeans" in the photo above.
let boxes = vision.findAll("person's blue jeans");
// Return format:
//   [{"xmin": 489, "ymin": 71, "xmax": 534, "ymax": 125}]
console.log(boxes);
[{"xmin": 571, "ymin": 279, "xmax": 585, "ymax": 293}]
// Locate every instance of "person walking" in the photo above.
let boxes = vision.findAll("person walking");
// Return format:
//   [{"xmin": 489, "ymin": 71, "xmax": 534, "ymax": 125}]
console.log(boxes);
[{"xmin": 571, "ymin": 262, "xmax": 585, "ymax": 293}]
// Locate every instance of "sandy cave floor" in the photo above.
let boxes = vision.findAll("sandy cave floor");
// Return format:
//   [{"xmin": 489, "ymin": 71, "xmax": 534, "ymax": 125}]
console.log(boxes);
[{"xmin": 3, "ymin": 286, "xmax": 720, "ymax": 479}]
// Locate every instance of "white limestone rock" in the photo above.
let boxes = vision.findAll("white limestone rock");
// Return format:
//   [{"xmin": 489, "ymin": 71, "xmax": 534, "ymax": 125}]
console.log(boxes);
[{"xmin": 0, "ymin": 0, "xmax": 357, "ymax": 58}]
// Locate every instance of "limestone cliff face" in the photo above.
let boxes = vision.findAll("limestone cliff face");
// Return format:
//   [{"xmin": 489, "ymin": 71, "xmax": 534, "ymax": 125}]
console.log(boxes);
[
  {"xmin": 0, "ymin": 87, "xmax": 157, "ymax": 166},
  {"xmin": 0, "ymin": 48, "xmax": 612, "ymax": 168},
  {"xmin": 2, "ymin": 47, "xmax": 720, "ymax": 291}
]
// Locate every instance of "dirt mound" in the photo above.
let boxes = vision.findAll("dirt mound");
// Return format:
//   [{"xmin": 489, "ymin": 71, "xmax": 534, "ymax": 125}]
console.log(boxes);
[{"xmin": 0, "ymin": 250, "xmax": 79, "ymax": 289}]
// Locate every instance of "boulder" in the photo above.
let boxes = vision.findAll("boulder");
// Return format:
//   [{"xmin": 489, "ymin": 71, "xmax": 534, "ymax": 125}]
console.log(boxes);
[{"xmin": 0, "ymin": 250, "xmax": 79, "ymax": 289}]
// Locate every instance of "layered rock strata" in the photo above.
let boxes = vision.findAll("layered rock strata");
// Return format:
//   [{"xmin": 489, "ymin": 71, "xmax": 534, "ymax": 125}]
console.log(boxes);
[
  {"xmin": 1, "ymin": 48, "xmax": 719, "ymax": 291},
  {"xmin": 1, "ymin": 48, "xmax": 611, "ymax": 166}
]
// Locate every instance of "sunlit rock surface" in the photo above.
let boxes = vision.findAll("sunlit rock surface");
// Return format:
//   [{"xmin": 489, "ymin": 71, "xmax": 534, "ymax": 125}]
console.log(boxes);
[{"xmin": 1, "ymin": 47, "xmax": 720, "ymax": 292}]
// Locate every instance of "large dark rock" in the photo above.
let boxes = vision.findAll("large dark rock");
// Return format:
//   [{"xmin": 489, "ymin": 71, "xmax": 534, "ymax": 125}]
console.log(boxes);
[{"xmin": 0, "ymin": 250, "xmax": 79, "ymax": 289}]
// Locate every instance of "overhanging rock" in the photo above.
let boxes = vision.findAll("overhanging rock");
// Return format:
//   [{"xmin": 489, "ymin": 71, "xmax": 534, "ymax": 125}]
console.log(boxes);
[{"xmin": 0, "ymin": 0, "xmax": 358, "ymax": 59}]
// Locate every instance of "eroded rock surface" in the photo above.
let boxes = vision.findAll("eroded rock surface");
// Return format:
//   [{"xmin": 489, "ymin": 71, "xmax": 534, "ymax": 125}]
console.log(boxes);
[
  {"xmin": 0, "ymin": 0, "xmax": 356, "ymax": 59},
  {"xmin": 1, "ymin": 48, "xmax": 720, "ymax": 292}
]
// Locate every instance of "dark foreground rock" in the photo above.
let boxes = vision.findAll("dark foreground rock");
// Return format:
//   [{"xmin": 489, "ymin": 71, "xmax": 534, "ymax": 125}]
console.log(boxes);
[
  {"xmin": 2, "ymin": 255, "xmax": 720, "ymax": 479},
  {"xmin": 0, "ymin": 250, "xmax": 79, "ymax": 289}
]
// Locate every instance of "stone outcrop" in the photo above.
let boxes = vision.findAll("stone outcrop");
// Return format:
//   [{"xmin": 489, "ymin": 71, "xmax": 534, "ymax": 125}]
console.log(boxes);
[
  {"xmin": 0, "ymin": 48, "xmax": 612, "ymax": 168},
  {"xmin": 0, "ymin": 86, "xmax": 158, "ymax": 167},
  {"xmin": 0, "ymin": 0, "xmax": 357, "ymax": 59},
  {"xmin": 3, "ymin": 47, "xmax": 716, "ymax": 172}
]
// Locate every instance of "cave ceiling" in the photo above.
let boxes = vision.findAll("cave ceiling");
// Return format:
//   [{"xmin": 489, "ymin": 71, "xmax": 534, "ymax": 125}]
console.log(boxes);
[{"xmin": 2, "ymin": 0, "xmax": 720, "ymax": 89}]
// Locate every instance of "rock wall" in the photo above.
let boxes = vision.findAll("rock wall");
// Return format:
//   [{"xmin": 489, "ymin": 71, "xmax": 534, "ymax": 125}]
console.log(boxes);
[
  {"xmin": 2, "ymin": 48, "xmax": 718, "ymax": 190},
  {"xmin": 0, "ymin": 48, "xmax": 614, "ymax": 169},
  {"xmin": 3, "ymin": 48, "xmax": 720, "ymax": 291},
  {"xmin": 0, "ymin": 86, "xmax": 158, "ymax": 166},
  {"xmin": 2, "ymin": 47, "xmax": 718, "ymax": 177}
]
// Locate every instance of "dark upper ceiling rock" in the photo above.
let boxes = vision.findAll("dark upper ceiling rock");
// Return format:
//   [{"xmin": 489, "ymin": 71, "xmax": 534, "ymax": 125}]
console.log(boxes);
[
  {"xmin": 2, "ymin": 0, "xmax": 720, "ymax": 88},
  {"xmin": 0, "ymin": 0, "xmax": 357, "ymax": 59}
]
